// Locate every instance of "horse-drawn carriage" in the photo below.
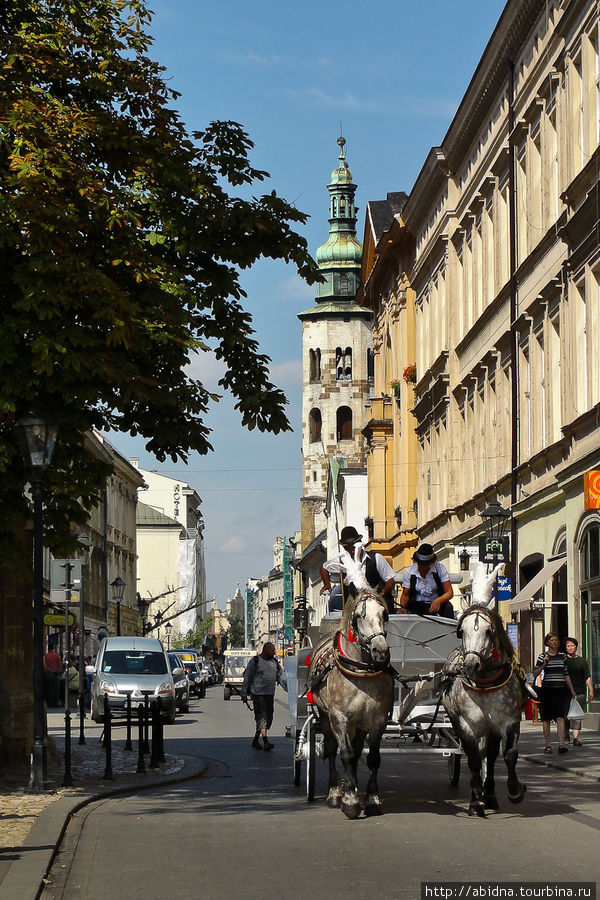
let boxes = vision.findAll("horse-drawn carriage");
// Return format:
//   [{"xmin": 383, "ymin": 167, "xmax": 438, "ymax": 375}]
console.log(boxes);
[
  {"xmin": 285, "ymin": 563, "xmax": 525, "ymax": 819},
  {"xmin": 285, "ymin": 612, "xmax": 462, "ymax": 803}
]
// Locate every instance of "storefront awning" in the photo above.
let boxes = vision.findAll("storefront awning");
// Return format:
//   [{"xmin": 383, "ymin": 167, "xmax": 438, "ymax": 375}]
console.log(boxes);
[{"xmin": 509, "ymin": 556, "xmax": 567, "ymax": 612}]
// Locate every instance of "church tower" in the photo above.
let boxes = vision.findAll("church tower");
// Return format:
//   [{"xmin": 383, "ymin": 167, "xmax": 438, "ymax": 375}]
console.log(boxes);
[{"xmin": 298, "ymin": 137, "xmax": 373, "ymax": 552}]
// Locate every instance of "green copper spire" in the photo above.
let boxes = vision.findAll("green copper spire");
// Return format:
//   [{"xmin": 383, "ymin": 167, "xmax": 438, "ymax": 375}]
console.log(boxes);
[{"xmin": 314, "ymin": 136, "xmax": 362, "ymax": 300}]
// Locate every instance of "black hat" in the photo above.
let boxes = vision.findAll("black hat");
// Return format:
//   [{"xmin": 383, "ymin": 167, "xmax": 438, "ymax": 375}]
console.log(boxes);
[
  {"xmin": 340, "ymin": 525, "xmax": 362, "ymax": 545},
  {"xmin": 413, "ymin": 543, "xmax": 436, "ymax": 563}
]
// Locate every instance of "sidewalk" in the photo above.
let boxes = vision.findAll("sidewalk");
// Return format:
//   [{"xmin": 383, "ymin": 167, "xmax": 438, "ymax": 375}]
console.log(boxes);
[
  {"xmin": 518, "ymin": 717, "xmax": 600, "ymax": 781},
  {"xmin": 0, "ymin": 709, "xmax": 206, "ymax": 900}
]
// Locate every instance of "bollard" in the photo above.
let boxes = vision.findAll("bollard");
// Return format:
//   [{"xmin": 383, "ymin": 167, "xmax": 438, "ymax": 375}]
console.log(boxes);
[
  {"xmin": 149, "ymin": 700, "xmax": 160, "ymax": 768},
  {"xmin": 124, "ymin": 692, "xmax": 133, "ymax": 751},
  {"xmin": 156, "ymin": 697, "xmax": 165, "ymax": 764},
  {"xmin": 103, "ymin": 695, "xmax": 113, "ymax": 780},
  {"xmin": 63, "ymin": 708, "xmax": 72, "ymax": 787},
  {"xmin": 136, "ymin": 705, "xmax": 146, "ymax": 774},
  {"xmin": 143, "ymin": 694, "xmax": 150, "ymax": 753},
  {"xmin": 78, "ymin": 691, "xmax": 86, "ymax": 745}
]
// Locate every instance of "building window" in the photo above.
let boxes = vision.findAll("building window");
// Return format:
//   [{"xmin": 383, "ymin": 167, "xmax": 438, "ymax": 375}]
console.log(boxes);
[
  {"xmin": 344, "ymin": 346, "xmax": 352, "ymax": 379},
  {"xmin": 339, "ymin": 274, "xmax": 350, "ymax": 296},
  {"xmin": 579, "ymin": 521, "xmax": 600, "ymax": 695},
  {"xmin": 309, "ymin": 348, "xmax": 321, "ymax": 382},
  {"xmin": 336, "ymin": 406, "xmax": 352, "ymax": 441},
  {"xmin": 367, "ymin": 348, "xmax": 374, "ymax": 380},
  {"xmin": 309, "ymin": 408, "xmax": 322, "ymax": 443},
  {"xmin": 336, "ymin": 347, "xmax": 343, "ymax": 380}
]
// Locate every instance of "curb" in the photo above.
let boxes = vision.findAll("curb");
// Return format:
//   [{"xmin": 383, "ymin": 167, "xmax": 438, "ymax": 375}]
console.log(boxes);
[
  {"xmin": 520, "ymin": 751, "xmax": 600, "ymax": 782},
  {"xmin": 0, "ymin": 755, "xmax": 207, "ymax": 900}
]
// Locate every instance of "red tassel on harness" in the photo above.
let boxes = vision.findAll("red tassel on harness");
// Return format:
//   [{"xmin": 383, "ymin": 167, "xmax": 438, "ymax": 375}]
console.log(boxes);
[
  {"xmin": 306, "ymin": 690, "xmax": 315, "ymax": 705},
  {"xmin": 491, "ymin": 643, "xmax": 501, "ymax": 659},
  {"xmin": 347, "ymin": 628, "xmax": 357, "ymax": 643}
]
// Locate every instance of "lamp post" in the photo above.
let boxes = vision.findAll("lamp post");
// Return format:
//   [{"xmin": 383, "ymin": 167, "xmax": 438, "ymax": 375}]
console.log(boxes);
[
  {"xmin": 165, "ymin": 621, "xmax": 172, "ymax": 651},
  {"xmin": 75, "ymin": 532, "xmax": 92, "ymax": 744},
  {"xmin": 480, "ymin": 499, "xmax": 511, "ymax": 608},
  {"xmin": 481, "ymin": 500, "xmax": 511, "ymax": 565},
  {"xmin": 111, "ymin": 576, "xmax": 125, "ymax": 636},
  {"xmin": 16, "ymin": 407, "xmax": 59, "ymax": 791},
  {"xmin": 137, "ymin": 592, "xmax": 149, "ymax": 635}
]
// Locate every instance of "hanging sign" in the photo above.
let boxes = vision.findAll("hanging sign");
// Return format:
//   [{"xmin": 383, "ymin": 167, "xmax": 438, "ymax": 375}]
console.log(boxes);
[
  {"xmin": 585, "ymin": 471, "xmax": 600, "ymax": 509},
  {"xmin": 478, "ymin": 536, "xmax": 510, "ymax": 564},
  {"xmin": 44, "ymin": 613, "xmax": 75, "ymax": 626}
]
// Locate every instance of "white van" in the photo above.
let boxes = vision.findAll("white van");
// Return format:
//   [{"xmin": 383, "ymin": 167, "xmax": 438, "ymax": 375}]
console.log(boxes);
[{"xmin": 89, "ymin": 636, "xmax": 177, "ymax": 724}]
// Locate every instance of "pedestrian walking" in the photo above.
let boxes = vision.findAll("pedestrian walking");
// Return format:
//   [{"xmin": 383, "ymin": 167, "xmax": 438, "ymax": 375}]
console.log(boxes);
[
  {"xmin": 564, "ymin": 637, "xmax": 594, "ymax": 746},
  {"xmin": 241, "ymin": 642, "xmax": 287, "ymax": 751},
  {"xmin": 532, "ymin": 632, "xmax": 577, "ymax": 754}
]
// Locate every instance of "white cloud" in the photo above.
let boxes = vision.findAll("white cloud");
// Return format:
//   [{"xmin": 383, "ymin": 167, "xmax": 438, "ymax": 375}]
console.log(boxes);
[
  {"xmin": 288, "ymin": 87, "xmax": 457, "ymax": 119},
  {"xmin": 219, "ymin": 536, "xmax": 248, "ymax": 553},
  {"xmin": 276, "ymin": 275, "xmax": 315, "ymax": 304},
  {"xmin": 219, "ymin": 51, "xmax": 283, "ymax": 66},
  {"xmin": 185, "ymin": 349, "xmax": 227, "ymax": 391}
]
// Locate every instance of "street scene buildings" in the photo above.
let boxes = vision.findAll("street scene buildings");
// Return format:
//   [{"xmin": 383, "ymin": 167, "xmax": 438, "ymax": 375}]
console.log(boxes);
[{"xmin": 2, "ymin": 0, "xmax": 600, "ymax": 768}]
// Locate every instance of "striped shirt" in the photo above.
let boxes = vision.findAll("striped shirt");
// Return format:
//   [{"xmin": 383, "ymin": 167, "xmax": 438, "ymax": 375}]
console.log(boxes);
[{"xmin": 535, "ymin": 651, "xmax": 568, "ymax": 687}]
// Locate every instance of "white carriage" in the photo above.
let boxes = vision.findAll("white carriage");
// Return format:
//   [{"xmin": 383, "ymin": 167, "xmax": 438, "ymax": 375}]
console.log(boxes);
[{"xmin": 285, "ymin": 612, "xmax": 463, "ymax": 801}]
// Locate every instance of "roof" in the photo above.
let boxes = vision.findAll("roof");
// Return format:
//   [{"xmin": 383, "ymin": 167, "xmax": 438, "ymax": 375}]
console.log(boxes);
[
  {"xmin": 298, "ymin": 299, "xmax": 372, "ymax": 319},
  {"xmin": 367, "ymin": 192, "xmax": 408, "ymax": 245},
  {"xmin": 136, "ymin": 500, "xmax": 185, "ymax": 530}
]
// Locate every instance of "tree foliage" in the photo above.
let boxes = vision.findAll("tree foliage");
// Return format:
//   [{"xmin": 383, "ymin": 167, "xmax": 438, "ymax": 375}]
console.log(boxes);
[{"xmin": 0, "ymin": 0, "xmax": 318, "ymax": 555}]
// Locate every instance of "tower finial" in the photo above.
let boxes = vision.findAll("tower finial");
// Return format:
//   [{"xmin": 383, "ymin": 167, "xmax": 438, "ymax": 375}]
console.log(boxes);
[{"xmin": 337, "ymin": 133, "xmax": 346, "ymax": 161}]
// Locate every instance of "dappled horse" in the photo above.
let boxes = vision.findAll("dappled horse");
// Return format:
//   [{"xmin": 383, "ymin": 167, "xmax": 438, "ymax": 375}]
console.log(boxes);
[
  {"xmin": 442, "ymin": 562, "xmax": 526, "ymax": 817},
  {"xmin": 307, "ymin": 582, "xmax": 394, "ymax": 819}
]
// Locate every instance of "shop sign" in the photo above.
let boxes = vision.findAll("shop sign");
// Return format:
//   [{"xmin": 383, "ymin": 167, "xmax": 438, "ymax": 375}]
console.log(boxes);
[
  {"xmin": 44, "ymin": 613, "xmax": 75, "ymax": 626},
  {"xmin": 584, "ymin": 470, "xmax": 600, "ymax": 509}
]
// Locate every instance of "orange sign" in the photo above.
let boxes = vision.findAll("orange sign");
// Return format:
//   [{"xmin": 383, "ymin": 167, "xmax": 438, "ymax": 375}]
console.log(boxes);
[{"xmin": 585, "ymin": 471, "xmax": 600, "ymax": 509}]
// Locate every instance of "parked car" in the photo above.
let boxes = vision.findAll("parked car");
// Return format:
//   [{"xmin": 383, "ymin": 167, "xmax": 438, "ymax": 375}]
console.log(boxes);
[
  {"xmin": 183, "ymin": 661, "xmax": 206, "ymax": 698},
  {"xmin": 167, "ymin": 652, "xmax": 190, "ymax": 713},
  {"xmin": 89, "ymin": 636, "xmax": 176, "ymax": 725}
]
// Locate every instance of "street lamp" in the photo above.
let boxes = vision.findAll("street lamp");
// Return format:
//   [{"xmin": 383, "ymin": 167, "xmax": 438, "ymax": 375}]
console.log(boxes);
[
  {"xmin": 165, "ymin": 621, "xmax": 172, "ymax": 651},
  {"xmin": 481, "ymin": 499, "xmax": 511, "ymax": 543},
  {"xmin": 459, "ymin": 548, "xmax": 471, "ymax": 572},
  {"xmin": 111, "ymin": 576, "xmax": 125, "ymax": 636},
  {"xmin": 137, "ymin": 592, "xmax": 149, "ymax": 635},
  {"xmin": 75, "ymin": 531, "xmax": 92, "ymax": 745},
  {"xmin": 15, "ymin": 407, "xmax": 59, "ymax": 790}
]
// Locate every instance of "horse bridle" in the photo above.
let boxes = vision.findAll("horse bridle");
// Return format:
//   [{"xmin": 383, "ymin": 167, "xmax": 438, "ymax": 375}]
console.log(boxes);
[
  {"xmin": 456, "ymin": 606, "xmax": 494, "ymax": 666},
  {"xmin": 351, "ymin": 594, "xmax": 388, "ymax": 653}
]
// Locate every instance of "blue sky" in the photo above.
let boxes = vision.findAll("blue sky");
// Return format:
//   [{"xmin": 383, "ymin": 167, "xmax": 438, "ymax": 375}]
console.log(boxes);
[{"xmin": 111, "ymin": 0, "xmax": 507, "ymax": 606}]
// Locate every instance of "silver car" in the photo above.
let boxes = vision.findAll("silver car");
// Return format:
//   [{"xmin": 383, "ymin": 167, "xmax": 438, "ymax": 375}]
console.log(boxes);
[{"xmin": 89, "ymin": 636, "xmax": 177, "ymax": 724}]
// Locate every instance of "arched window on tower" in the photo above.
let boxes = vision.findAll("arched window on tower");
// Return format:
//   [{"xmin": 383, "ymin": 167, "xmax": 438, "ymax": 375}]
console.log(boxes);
[
  {"xmin": 309, "ymin": 408, "xmax": 322, "ymax": 444},
  {"xmin": 340, "ymin": 196, "xmax": 346, "ymax": 215},
  {"xmin": 344, "ymin": 347, "xmax": 352, "ymax": 380},
  {"xmin": 336, "ymin": 406, "xmax": 352, "ymax": 441},
  {"xmin": 367, "ymin": 348, "xmax": 375, "ymax": 381},
  {"xmin": 336, "ymin": 347, "xmax": 344, "ymax": 380},
  {"xmin": 339, "ymin": 274, "xmax": 350, "ymax": 296},
  {"xmin": 332, "ymin": 197, "xmax": 337, "ymax": 217},
  {"xmin": 309, "ymin": 348, "xmax": 321, "ymax": 383}
]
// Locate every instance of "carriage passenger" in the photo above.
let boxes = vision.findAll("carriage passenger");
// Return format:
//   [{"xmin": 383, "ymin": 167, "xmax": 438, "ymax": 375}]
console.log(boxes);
[
  {"xmin": 320, "ymin": 526, "xmax": 396, "ymax": 613},
  {"xmin": 399, "ymin": 544, "xmax": 455, "ymax": 618}
]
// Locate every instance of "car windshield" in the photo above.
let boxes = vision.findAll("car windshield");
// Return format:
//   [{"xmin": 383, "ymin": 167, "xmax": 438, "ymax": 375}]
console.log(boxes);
[
  {"xmin": 225, "ymin": 656, "xmax": 251, "ymax": 673},
  {"xmin": 102, "ymin": 651, "xmax": 167, "ymax": 675}
]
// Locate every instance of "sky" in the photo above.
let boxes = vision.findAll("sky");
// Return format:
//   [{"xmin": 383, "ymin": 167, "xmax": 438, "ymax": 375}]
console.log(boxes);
[{"xmin": 109, "ymin": 0, "xmax": 508, "ymax": 606}]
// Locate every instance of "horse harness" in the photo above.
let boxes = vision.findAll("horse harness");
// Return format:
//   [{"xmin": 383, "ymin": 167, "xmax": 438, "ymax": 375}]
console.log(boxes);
[
  {"xmin": 453, "ymin": 606, "xmax": 524, "ymax": 693},
  {"xmin": 307, "ymin": 595, "xmax": 392, "ymax": 688}
]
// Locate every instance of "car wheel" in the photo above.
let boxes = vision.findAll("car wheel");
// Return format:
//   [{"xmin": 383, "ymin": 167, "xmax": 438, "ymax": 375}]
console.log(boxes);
[
  {"xmin": 200, "ymin": 685, "xmax": 206, "ymax": 699},
  {"xmin": 223, "ymin": 685, "xmax": 231, "ymax": 700}
]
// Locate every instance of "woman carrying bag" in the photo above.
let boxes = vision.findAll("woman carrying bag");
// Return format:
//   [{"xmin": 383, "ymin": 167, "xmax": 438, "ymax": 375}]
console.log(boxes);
[{"xmin": 532, "ymin": 632, "xmax": 577, "ymax": 754}]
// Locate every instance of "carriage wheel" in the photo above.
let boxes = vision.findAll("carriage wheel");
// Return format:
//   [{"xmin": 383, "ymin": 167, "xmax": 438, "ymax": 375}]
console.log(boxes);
[
  {"xmin": 306, "ymin": 720, "xmax": 316, "ymax": 802},
  {"xmin": 448, "ymin": 753, "xmax": 461, "ymax": 785}
]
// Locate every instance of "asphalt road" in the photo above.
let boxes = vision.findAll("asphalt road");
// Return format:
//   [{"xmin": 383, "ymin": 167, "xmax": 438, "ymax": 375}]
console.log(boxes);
[{"xmin": 42, "ymin": 685, "xmax": 600, "ymax": 900}]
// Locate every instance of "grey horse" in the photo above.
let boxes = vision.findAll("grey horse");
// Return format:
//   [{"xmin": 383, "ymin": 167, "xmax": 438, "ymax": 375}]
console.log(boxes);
[
  {"xmin": 307, "ymin": 586, "xmax": 394, "ymax": 819},
  {"xmin": 443, "ymin": 562, "xmax": 526, "ymax": 817}
]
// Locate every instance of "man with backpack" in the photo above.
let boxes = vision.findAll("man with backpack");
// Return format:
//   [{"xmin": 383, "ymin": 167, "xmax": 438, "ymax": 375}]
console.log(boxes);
[
  {"xmin": 241, "ymin": 642, "xmax": 287, "ymax": 751},
  {"xmin": 399, "ymin": 543, "xmax": 454, "ymax": 618}
]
